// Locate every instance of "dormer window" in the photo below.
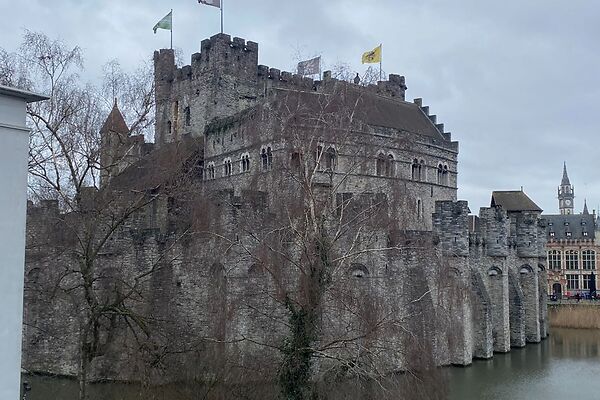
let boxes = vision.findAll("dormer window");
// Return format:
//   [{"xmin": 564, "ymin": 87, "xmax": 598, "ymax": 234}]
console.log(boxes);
[
  {"xmin": 549, "ymin": 232, "xmax": 555, "ymax": 237},
  {"xmin": 582, "ymin": 221, "xmax": 586, "ymax": 226},
  {"xmin": 564, "ymin": 222, "xmax": 569, "ymax": 227},
  {"xmin": 548, "ymin": 222, "xmax": 553, "ymax": 227},
  {"xmin": 566, "ymin": 232, "xmax": 572, "ymax": 238},
  {"xmin": 583, "ymin": 231, "xmax": 588, "ymax": 237}
]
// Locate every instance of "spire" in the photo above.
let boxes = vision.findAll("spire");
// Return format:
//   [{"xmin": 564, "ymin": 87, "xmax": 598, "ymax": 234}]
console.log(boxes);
[
  {"xmin": 100, "ymin": 101, "xmax": 129, "ymax": 136},
  {"xmin": 561, "ymin": 161, "xmax": 571, "ymax": 186},
  {"xmin": 583, "ymin": 199, "xmax": 589, "ymax": 215}
]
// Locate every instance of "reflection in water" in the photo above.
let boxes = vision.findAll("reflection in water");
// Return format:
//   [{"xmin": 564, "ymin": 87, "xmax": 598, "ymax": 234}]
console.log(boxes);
[
  {"xmin": 21, "ymin": 329, "xmax": 600, "ymax": 400},
  {"xmin": 448, "ymin": 328, "xmax": 600, "ymax": 400}
]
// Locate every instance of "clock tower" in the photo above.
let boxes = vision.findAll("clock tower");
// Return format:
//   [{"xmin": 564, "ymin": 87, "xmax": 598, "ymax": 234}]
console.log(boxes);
[{"xmin": 558, "ymin": 162, "xmax": 574, "ymax": 215}]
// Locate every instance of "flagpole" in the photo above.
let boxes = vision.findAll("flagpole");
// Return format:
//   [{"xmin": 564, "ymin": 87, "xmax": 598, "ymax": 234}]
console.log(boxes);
[
  {"xmin": 170, "ymin": 9, "xmax": 173, "ymax": 49},
  {"xmin": 220, "ymin": 0, "xmax": 224, "ymax": 34},
  {"xmin": 379, "ymin": 43, "xmax": 382, "ymax": 81}
]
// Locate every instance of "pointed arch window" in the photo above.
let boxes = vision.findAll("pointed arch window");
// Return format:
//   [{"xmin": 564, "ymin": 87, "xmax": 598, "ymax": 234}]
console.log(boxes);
[
  {"xmin": 223, "ymin": 158, "xmax": 233, "ymax": 176},
  {"xmin": 240, "ymin": 153, "xmax": 250, "ymax": 173}
]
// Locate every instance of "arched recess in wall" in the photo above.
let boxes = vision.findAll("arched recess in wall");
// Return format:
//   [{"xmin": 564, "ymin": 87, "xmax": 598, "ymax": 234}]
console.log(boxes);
[
  {"xmin": 488, "ymin": 266, "xmax": 503, "ymax": 277},
  {"xmin": 537, "ymin": 264, "xmax": 545, "ymax": 272},
  {"xmin": 349, "ymin": 263, "xmax": 370, "ymax": 278},
  {"xmin": 519, "ymin": 265, "xmax": 534, "ymax": 275}
]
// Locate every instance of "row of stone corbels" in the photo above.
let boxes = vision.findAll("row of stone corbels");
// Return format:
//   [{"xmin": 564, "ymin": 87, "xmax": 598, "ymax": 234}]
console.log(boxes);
[{"xmin": 413, "ymin": 98, "xmax": 451, "ymax": 141}]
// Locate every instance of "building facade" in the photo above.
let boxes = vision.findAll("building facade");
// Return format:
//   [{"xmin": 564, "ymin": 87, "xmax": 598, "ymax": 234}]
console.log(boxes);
[
  {"xmin": 22, "ymin": 34, "xmax": 548, "ymax": 385},
  {"xmin": 545, "ymin": 164, "xmax": 599, "ymax": 298}
]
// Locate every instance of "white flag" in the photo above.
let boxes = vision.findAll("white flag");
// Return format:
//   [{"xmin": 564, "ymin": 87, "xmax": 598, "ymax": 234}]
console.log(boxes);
[
  {"xmin": 199, "ymin": 0, "xmax": 221, "ymax": 8},
  {"xmin": 297, "ymin": 56, "xmax": 321, "ymax": 76}
]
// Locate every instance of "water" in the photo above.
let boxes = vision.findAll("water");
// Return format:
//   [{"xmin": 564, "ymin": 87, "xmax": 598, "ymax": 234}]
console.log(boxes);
[
  {"xmin": 449, "ymin": 328, "xmax": 600, "ymax": 400},
  {"xmin": 21, "ymin": 328, "xmax": 600, "ymax": 400}
]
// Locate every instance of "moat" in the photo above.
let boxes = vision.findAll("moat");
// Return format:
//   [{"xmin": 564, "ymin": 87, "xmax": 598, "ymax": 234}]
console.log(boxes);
[{"xmin": 21, "ymin": 328, "xmax": 600, "ymax": 400}]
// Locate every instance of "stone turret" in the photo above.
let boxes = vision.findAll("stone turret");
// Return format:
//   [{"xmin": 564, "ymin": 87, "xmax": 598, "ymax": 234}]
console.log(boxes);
[
  {"xmin": 100, "ymin": 100, "xmax": 130, "ymax": 186},
  {"xmin": 558, "ymin": 162, "xmax": 574, "ymax": 215}
]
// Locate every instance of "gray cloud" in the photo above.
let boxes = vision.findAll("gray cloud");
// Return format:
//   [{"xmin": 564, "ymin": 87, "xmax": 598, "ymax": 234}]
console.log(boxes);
[{"xmin": 2, "ymin": 0, "xmax": 599, "ymax": 214}]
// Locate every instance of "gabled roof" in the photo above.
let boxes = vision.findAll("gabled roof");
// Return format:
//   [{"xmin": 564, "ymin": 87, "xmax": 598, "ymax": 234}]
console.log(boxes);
[
  {"xmin": 100, "ymin": 101, "xmax": 129, "ymax": 135},
  {"xmin": 490, "ymin": 191, "xmax": 542, "ymax": 212}
]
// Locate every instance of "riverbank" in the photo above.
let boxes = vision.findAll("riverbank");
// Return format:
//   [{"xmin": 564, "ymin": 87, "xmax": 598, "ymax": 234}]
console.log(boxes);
[{"xmin": 548, "ymin": 301, "xmax": 600, "ymax": 329}]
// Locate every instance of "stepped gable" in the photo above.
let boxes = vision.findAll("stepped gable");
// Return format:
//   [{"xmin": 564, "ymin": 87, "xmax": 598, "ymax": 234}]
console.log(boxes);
[
  {"xmin": 491, "ymin": 190, "xmax": 542, "ymax": 212},
  {"xmin": 100, "ymin": 100, "xmax": 129, "ymax": 136}
]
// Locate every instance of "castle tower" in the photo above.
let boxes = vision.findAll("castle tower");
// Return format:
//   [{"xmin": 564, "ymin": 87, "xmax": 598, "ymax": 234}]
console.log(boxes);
[
  {"xmin": 100, "ymin": 100, "xmax": 130, "ymax": 186},
  {"xmin": 558, "ymin": 162, "xmax": 574, "ymax": 215}
]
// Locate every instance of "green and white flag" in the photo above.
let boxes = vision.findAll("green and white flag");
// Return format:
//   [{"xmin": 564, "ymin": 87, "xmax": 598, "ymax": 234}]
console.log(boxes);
[{"xmin": 153, "ymin": 11, "xmax": 172, "ymax": 33}]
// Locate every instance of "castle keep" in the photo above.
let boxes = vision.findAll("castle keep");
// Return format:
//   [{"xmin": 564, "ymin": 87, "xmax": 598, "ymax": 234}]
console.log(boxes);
[{"xmin": 22, "ymin": 34, "xmax": 548, "ymax": 387}]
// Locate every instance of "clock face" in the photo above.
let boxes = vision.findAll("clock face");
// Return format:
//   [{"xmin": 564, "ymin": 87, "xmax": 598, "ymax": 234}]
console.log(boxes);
[{"xmin": 565, "ymin": 199, "xmax": 572, "ymax": 206}]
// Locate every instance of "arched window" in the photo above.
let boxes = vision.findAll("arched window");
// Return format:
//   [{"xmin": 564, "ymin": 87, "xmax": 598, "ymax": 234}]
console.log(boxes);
[
  {"xmin": 206, "ymin": 162, "xmax": 215, "ymax": 180},
  {"xmin": 419, "ymin": 159, "xmax": 426, "ymax": 181},
  {"xmin": 488, "ymin": 266, "xmax": 502, "ymax": 277},
  {"xmin": 411, "ymin": 159, "xmax": 419, "ymax": 180},
  {"xmin": 416, "ymin": 198, "xmax": 423, "ymax": 220},
  {"xmin": 167, "ymin": 120, "xmax": 172, "ymax": 134},
  {"xmin": 240, "ymin": 153, "xmax": 250, "ymax": 172},
  {"xmin": 261, "ymin": 148, "xmax": 268, "ymax": 171},
  {"xmin": 582, "ymin": 250, "xmax": 595, "ymax": 270},
  {"xmin": 519, "ymin": 265, "xmax": 533, "ymax": 275},
  {"xmin": 442, "ymin": 164, "xmax": 449, "ymax": 185},
  {"xmin": 386, "ymin": 154, "xmax": 394, "ymax": 177},
  {"xmin": 325, "ymin": 147, "xmax": 336, "ymax": 170},
  {"xmin": 547, "ymin": 250, "xmax": 561, "ymax": 270},
  {"xmin": 376, "ymin": 153, "xmax": 386, "ymax": 176},
  {"xmin": 223, "ymin": 158, "xmax": 232, "ymax": 176},
  {"xmin": 437, "ymin": 163, "xmax": 444, "ymax": 184}
]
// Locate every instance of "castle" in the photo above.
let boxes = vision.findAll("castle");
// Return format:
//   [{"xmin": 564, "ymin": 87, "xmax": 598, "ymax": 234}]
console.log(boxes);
[{"xmin": 22, "ymin": 34, "xmax": 548, "ymax": 387}]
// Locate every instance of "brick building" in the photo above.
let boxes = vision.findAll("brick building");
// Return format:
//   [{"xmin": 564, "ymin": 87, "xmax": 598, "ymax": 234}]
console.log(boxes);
[{"xmin": 545, "ymin": 163, "xmax": 599, "ymax": 298}]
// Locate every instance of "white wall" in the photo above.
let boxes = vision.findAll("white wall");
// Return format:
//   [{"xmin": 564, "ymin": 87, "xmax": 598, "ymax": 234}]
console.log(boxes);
[{"xmin": 0, "ymin": 92, "xmax": 33, "ymax": 399}]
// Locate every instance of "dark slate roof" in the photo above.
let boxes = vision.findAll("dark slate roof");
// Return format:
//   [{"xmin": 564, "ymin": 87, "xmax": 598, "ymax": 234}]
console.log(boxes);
[
  {"xmin": 100, "ymin": 101, "xmax": 129, "ymax": 135},
  {"xmin": 490, "ymin": 191, "xmax": 542, "ymax": 212},
  {"xmin": 271, "ymin": 87, "xmax": 449, "ymax": 142},
  {"xmin": 544, "ymin": 213, "xmax": 596, "ymax": 240},
  {"xmin": 561, "ymin": 162, "xmax": 571, "ymax": 186}
]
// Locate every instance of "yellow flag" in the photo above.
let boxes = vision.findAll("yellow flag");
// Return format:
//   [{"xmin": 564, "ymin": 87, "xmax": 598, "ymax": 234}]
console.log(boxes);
[{"xmin": 362, "ymin": 44, "xmax": 382, "ymax": 64}]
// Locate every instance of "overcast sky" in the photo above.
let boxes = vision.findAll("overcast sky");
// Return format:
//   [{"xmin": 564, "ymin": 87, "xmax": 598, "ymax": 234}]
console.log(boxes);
[{"xmin": 2, "ymin": 0, "xmax": 599, "ymax": 214}]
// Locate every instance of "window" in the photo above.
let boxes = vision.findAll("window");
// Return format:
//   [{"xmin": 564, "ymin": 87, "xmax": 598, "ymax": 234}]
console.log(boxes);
[
  {"xmin": 583, "ymin": 231, "xmax": 589, "ymax": 237},
  {"xmin": 582, "ymin": 250, "xmax": 595, "ymax": 270},
  {"xmin": 240, "ymin": 153, "xmax": 250, "ymax": 172},
  {"xmin": 386, "ymin": 154, "xmax": 394, "ymax": 177},
  {"xmin": 411, "ymin": 159, "xmax": 419, "ymax": 180},
  {"xmin": 419, "ymin": 159, "xmax": 426, "ymax": 181},
  {"xmin": 223, "ymin": 158, "xmax": 232, "ymax": 176},
  {"xmin": 325, "ymin": 147, "xmax": 336, "ymax": 170},
  {"xmin": 549, "ymin": 232, "xmax": 555, "ymax": 238},
  {"xmin": 442, "ymin": 164, "xmax": 448, "ymax": 185},
  {"xmin": 566, "ymin": 232, "xmax": 572, "ymax": 238},
  {"xmin": 376, "ymin": 153, "xmax": 386, "ymax": 176},
  {"xmin": 416, "ymin": 198, "xmax": 424, "ymax": 220},
  {"xmin": 184, "ymin": 106, "xmax": 191, "ymax": 126},
  {"xmin": 437, "ymin": 163, "xmax": 444, "ymax": 184},
  {"xmin": 291, "ymin": 152, "xmax": 303, "ymax": 173},
  {"xmin": 261, "ymin": 146, "xmax": 273, "ymax": 171},
  {"xmin": 206, "ymin": 162, "xmax": 215, "ymax": 180},
  {"xmin": 167, "ymin": 120, "xmax": 172, "ymax": 134},
  {"xmin": 548, "ymin": 250, "xmax": 561, "ymax": 270},
  {"xmin": 261, "ymin": 148, "xmax": 268, "ymax": 170},
  {"xmin": 567, "ymin": 274, "xmax": 579, "ymax": 290},
  {"xmin": 565, "ymin": 250, "xmax": 579, "ymax": 270},
  {"xmin": 582, "ymin": 275, "xmax": 593, "ymax": 290},
  {"xmin": 564, "ymin": 222, "xmax": 570, "ymax": 226},
  {"xmin": 315, "ymin": 145, "xmax": 323, "ymax": 168}
]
